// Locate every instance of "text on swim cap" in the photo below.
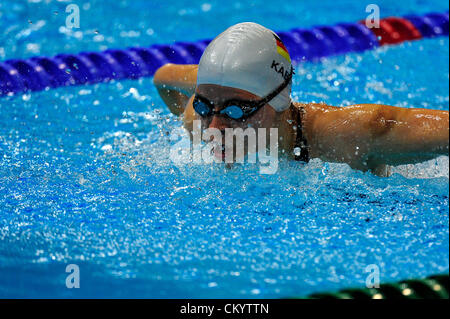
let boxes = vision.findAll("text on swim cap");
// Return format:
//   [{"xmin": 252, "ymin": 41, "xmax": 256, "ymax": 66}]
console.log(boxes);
[{"xmin": 271, "ymin": 60, "xmax": 290, "ymax": 80}]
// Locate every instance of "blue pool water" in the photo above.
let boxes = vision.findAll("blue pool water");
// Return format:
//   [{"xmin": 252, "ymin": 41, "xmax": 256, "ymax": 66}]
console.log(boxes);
[{"xmin": 0, "ymin": 0, "xmax": 448, "ymax": 298}]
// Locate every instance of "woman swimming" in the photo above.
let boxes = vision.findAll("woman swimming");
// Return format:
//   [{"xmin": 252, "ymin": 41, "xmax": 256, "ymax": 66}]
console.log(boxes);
[{"xmin": 153, "ymin": 22, "xmax": 449, "ymax": 176}]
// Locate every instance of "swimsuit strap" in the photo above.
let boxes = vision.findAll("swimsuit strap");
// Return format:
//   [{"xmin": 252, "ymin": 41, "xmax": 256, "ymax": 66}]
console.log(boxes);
[{"xmin": 294, "ymin": 103, "xmax": 310, "ymax": 162}]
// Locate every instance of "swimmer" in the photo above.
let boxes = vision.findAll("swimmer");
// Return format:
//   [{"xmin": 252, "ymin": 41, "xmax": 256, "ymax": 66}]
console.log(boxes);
[{"xmin": 153, "ymin": 22, "xmax": 449, "ymax": 176}]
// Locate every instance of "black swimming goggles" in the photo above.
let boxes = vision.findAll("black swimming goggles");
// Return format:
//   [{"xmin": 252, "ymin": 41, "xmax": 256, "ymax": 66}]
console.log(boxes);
[{"xmin": 193, "ymin": 67, "xmax": 294, "ymax": 121}]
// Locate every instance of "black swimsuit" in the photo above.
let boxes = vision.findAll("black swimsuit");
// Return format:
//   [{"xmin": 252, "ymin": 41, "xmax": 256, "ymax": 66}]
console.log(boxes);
[{"xmin": 293, "ymin": 104, "xmax": 310, "ymax": 162}]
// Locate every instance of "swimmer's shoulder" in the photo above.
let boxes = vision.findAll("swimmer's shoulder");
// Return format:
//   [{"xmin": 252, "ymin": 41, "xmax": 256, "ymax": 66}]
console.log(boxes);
[
  {"xmin": 292, "ymin": 101, "xmax": 338, "ymax": 111},
  {"xmin": 291, "ymin": 101, "xmax": 339, "ymax": 123},
  {"xmin": 154, "ymin": 63, "xmax": 198, "ymax": 89},
  {"xmin": 153, "ymin": 64, "xmax": 198, "ymax": 116}
]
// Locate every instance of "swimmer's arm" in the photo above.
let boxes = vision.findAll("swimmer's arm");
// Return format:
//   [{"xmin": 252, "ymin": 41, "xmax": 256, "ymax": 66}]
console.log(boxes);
[
  {"xmin": 307, "ymin": 104, "xmax": 448, "ymax": 172},
  {"xmin": 153, "ymin": 64, "xmax": 198, "ymax": 116},
  {"xmin": 332, "ymin": 104, "xmax": 449, "ymax": 167},
  {"xmin": 367, "ymin": 105, "xmax": 449, "ymax": 166}
]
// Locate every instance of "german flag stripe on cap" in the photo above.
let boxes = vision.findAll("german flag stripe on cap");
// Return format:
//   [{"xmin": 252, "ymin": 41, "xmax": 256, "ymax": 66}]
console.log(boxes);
[{"xmin": 273, "ymin": 34, "xmax": 291, "ymax": 63}]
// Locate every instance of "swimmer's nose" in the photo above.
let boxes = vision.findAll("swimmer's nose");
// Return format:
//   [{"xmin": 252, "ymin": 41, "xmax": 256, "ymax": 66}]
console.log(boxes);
[{"xmin": 208, "ymin": 115, "xmax": 229, "ymax": 131}]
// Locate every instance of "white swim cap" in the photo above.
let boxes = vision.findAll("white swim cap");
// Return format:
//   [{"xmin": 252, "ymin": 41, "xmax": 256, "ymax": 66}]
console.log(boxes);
[{"xmin": 197, "ymin": 22, "xmax": 292, "ymax": 112}]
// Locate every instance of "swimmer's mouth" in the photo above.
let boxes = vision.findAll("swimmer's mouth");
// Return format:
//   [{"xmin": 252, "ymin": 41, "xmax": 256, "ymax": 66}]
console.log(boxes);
[{"xmin": 213, "ymin": 144, "xmax": 227, "ymax": 161}]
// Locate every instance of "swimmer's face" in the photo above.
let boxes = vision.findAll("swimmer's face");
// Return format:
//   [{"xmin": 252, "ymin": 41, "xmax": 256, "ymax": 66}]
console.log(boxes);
[{"xmin": 195, "ymin": 84, "xmax": 277, "ymax": 161}]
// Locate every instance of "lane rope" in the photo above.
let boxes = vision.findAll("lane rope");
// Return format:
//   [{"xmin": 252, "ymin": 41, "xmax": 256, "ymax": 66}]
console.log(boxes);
[
  {"xmin": 0, "ymin": 11, "xmax": 448, "ymax": 96},
  {"xmin": 298, "ymin": 273, "xmax": 449, "ymax": 299}
]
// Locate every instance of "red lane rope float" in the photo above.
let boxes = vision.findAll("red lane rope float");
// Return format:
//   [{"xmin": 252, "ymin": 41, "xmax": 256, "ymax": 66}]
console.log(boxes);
[{"xmin": 361, "ymin": 17, "xmax": 422, "ymax": 45}]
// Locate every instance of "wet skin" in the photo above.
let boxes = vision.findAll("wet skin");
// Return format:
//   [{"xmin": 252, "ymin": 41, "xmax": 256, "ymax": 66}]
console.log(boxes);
[{"xmin": 154, "ymin": 63, "xmax": 449, "ymax": 175}]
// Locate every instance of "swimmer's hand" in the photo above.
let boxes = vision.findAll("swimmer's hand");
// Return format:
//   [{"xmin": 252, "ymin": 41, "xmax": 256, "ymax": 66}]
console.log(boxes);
[
  {"xmin": 306, "ymin": 103, "xmax": 449, "ymax": 173},
  {"xmin": 153, "ymin": 64, "xmax": 198, "ymax": 116}
]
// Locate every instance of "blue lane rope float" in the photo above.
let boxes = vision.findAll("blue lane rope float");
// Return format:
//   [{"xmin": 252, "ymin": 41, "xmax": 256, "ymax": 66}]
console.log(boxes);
[{"xmin": 0, "ymin": 11, "xmax": 448, "ymax": 96}]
